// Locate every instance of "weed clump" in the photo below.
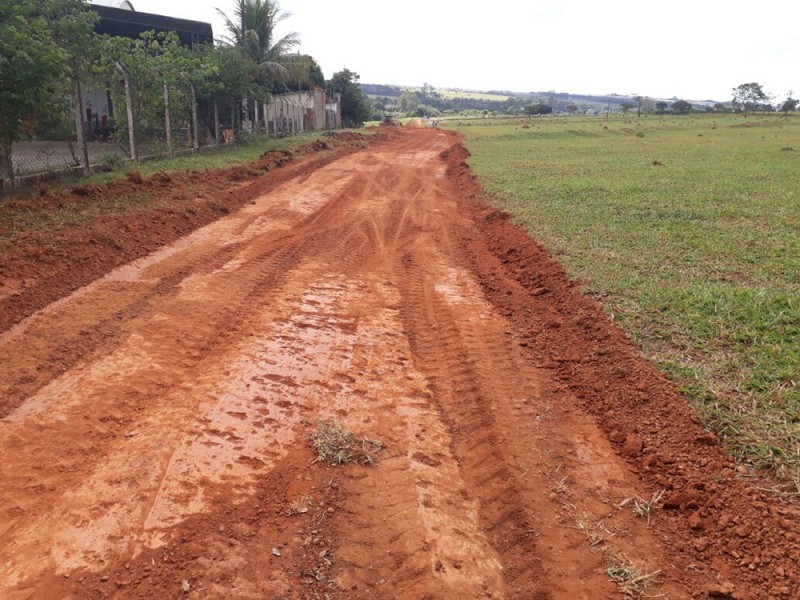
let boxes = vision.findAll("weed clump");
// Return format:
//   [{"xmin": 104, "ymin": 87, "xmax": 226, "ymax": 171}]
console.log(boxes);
[
  {"xmin": 99, "ymin": 152, "xmax": 126, "ymax": 172},
  {"xmin": 310, "ymin": 420, "xmax": 384, "ymax": 466}
]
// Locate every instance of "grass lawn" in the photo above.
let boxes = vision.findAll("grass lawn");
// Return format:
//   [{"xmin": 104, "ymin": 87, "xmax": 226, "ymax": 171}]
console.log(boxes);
[{"xmin": 447, "ymin": 114, "xmax": 800, "ymax": 480}]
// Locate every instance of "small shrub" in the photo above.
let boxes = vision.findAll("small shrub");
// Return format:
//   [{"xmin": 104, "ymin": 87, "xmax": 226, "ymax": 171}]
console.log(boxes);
[{"xmin": 99, "ymin": 152, "xmax": 126, "ymax": 172}]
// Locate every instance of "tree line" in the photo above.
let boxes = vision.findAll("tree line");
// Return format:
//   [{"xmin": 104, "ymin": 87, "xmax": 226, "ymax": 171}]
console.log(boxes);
[
  {"xmin": 363, "ymin": 82, "xmax": 798, "ymax": 120},
  {"xmin": 0, "ymin": 0, "xmax": 371, "ymax": 189}
]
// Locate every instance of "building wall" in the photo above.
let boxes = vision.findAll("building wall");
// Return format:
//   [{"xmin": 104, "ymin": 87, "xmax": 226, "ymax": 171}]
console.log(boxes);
[{"xmin": 263, "ymin": 88, "xmax": 341, "ymax": 134}]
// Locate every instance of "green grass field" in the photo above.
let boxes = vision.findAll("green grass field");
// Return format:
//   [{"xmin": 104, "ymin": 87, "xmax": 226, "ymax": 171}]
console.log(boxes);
[
  {"xmin": 447, "ymin": 114, "xmax": 800, "ymax": 480},
  {"xmin": 436, "ymin": 89, "xmax": 510, "ymax": 101},
  {"xmin": 366, "ymin": 89, "xmax": 510, "ymax": 102}
]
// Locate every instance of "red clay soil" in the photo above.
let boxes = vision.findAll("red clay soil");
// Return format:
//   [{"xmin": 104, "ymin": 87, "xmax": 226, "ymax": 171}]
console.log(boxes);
[
  {"xmin": 0, "ymin": 131, "xmax": 384, "ymax": 336},
  {"xmin": 0, "ymin": 127, "xmax": 797, "ymax": 599}
]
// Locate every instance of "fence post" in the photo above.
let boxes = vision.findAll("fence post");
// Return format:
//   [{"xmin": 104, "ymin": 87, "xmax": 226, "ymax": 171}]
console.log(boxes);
[
  {"xmin": 213, "ymin": 96, "xmax": 220, "ymax": 146},
  {"xmin": 164, "ymin": 83, "xmax": 173, "ymax": 155},
  {"xmin": 0, "ymin": 142, "xmax": 14, "ymax": 190},
  {"xmin": 190, "ymin": 82, "xmax": 199, "ymax": 151},
  {"xmin": 117, "ymin": 62, "xmax": 138, "ymax": 163},
  {"xmin": 72, "ymin": 76, "xmax": 90, "ymax": 175}
]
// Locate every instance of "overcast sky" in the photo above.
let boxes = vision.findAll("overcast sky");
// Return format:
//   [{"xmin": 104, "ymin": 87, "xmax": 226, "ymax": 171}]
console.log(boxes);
[{"xmin": 125, "ymin": 0, "xmax": 799, "ymax": 102}]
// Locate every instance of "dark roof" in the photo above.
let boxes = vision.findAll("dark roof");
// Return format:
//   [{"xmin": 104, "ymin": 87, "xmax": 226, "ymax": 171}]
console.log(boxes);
[{"xmin": 92, "ymin": 5, "xmax": 213, "ymax": 47}]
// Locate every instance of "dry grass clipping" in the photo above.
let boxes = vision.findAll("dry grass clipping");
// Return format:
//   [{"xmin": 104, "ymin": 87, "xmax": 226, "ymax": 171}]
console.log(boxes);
[
  {"xmin": 616, "ymin": 490, "xmax": 665, "ymax": 527},
  {"xmin": 605, "ymin": 553, "xmax": 663, "ymax": 598},
  {"xmin": 310, "ymin": 420, "xmax": 384, "ymax": 466}
]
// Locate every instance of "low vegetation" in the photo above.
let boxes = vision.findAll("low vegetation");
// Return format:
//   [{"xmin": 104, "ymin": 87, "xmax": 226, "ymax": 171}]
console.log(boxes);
[
  {"xmin": 605, "ymin": 554, "xmax": 662, "ymax": 599},
  {"xmin": 88, "ymin": 131, "xmax": 328, "ymax": 183},
  {"xmin": 448, "ymin": 114, "xmax": 800, "ymax": 480}
]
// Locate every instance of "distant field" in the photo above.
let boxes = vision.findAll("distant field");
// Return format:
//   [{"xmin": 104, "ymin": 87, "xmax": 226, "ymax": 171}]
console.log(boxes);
[
  {"xmin": 436, "ymin": 89, "xmax": 510, "ymax": 101},
  {"xmin": 447, "ymin": 114, "xmax": 800, "ymax": 479},
  {"xmin": 365, "ymin": 89, "xmax": 511, "ymax": 102}
]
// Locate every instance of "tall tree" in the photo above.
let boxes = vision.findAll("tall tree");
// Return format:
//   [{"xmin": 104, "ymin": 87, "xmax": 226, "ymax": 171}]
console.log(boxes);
[
  {"xmin": 671, "ymin": 100, "xmax": 692, "ymax": 114},
  {"xmin": 179, "ymin": 45, "xmax": 219, "ymax": 150},
  {"xmin": 282, "ymin": 54, "xmax": 325, "ymax": 91},
  {"xmin": 47, "ymin": 0, "xmax": 99, "ymax": 175},
  {"xmin": 779, "ymin": 92, "xmax": 797, "ymax": 118},
  {"xmin": 137, "ymin": 32, "xmax": 218, "ymax": 153},
  {"xmin": 632, "ymin": 94, "xmax": 651, "ymax": 117},
  {"xmin": 216, "ymin": 0, "xmax": 299, "ymax": 63},
  {"xmin": 732, "ymin": 82, "xmax": 770, "ymax": 115},
  {"xmin": 97, "ymin": 34, "xmax": 150, "ymax": 162},
  {"xmin": 397, "ymin": 89, "xmax": 419, "ymax": 114},
  {"xmin": 524, "ymin": 103, "xmax": 553, "ymax": 115},
  {"xmin": 139, "ymin": 31, "xmax": 185, "ymax": 155},
  {"xmin": 327, "ymin": 69, "xmax": 369, "ymax": 127},
  {"xmin": 205, "ymin": 46, "xmax": 257, "ymax": 140},
  {"xmin": 0, "ymin": 0, "xmax": 65, "ymax": 188}
]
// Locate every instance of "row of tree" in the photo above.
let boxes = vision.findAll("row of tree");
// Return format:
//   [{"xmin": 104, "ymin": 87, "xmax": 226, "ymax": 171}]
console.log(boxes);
[{"xmin": 1, "ymin": 0, "xmax": 371, "ymax": 188}]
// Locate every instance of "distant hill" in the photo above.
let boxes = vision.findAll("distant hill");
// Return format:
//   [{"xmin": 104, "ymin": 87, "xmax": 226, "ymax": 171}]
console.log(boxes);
[
  {"xmin": 361, "ymin": 84, "xmax": 403, "ymax": 97},
  {"xmin": 361, "ymin": 83, "xmax": 722, "ymax": 115}
]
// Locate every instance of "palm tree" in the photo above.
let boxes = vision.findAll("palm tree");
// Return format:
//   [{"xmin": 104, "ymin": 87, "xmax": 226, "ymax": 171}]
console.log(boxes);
[
  {"xmin": 216, "ymin": 0, "xmax": 299, "ymax": 132},
  {"xmin": 282, "ymin": 54, "xmax": 324, "ymax": 92},
  {"xmin": 216, "ymin": 0, "xmax": 298, "ymax": 67}
]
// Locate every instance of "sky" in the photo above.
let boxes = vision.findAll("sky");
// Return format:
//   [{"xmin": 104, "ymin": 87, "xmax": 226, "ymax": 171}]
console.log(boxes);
[{"xmin": 122, "ymin": 0, "xmax": 800, "ymax": 103}]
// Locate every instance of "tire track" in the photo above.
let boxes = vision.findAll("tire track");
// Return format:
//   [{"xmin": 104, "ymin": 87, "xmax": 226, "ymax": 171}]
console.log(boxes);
[{"xmin": 396, "ymin": 254, "xmax": 558, "ymax": 597}]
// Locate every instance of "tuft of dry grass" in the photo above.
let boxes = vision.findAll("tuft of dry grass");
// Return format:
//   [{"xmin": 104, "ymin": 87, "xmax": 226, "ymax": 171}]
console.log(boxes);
[
  {"xmin": 552, "ymin": 475, "xmax": 571, "ymax": 495},
  {"xmin": 606, "ymin": 553, "xmax": 663, "ymax": 598},
  {"xmin": 566, "ymin": 501, "xmax": 664, "ymax": 597},
  {"xmin": 309, "ymin": 420, "xmax": 384, "ymax": 466},
  {"xmin": 616, "ymin": 490, "xmax": 665, "ymax": 527}
]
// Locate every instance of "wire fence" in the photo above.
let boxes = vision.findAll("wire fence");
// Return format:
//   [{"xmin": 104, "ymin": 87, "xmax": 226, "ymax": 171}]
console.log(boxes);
[
  {"xmin": 9, "ymin": 140, "xmax": 128, "ymax": 179},
  {"xmin": 2, "ymin": 90, "xmax": 342, "ymax": 189}
]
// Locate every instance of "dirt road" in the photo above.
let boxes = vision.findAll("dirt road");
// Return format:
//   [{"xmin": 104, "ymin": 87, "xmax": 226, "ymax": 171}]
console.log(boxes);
[{"xmin": 1, "ymin": 128, "xmax": 798, "ymax": 599}]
